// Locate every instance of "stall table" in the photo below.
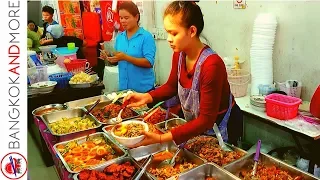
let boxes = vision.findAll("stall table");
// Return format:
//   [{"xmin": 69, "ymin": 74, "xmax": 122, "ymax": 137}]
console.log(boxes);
[{"xmin": 235, "ymin": 95, "xmax": 320, "ymax": 174}]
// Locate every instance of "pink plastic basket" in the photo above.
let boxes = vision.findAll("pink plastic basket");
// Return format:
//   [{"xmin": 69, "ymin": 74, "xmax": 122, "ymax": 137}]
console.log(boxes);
[{"xmin": 265, "ymin": 94, "xmax": 302, "ymax": 120}]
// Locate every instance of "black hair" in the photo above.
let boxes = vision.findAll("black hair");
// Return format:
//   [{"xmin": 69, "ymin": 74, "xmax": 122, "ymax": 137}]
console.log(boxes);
[
  {"xmin": 42, "ymin": 5, "xmax": 54, "ymax": 15},
  {"xmin": 118, "ymin": 1, "xmax": 140, "ymax": 24},
  {"xmin": 28, "ymin": 20, "xmax": 38, "ymax": 32},
  {"xmin": 164, "ymin": 1, "xmax": 203, "ymax": 36}
]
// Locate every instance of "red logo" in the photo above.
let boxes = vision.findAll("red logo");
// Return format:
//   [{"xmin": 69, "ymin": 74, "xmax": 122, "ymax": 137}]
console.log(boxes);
[{"xmin": 1, "ymin": 152, "xmax": 27, "ymax": 179}]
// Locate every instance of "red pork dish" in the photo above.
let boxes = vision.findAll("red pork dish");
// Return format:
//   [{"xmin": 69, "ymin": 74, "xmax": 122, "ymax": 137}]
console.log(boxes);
[
  {"xmin": 185, "ymin": 136, "xmax": 244, "ymax": 166},
  {"xmin": 79, "ymin": 161, "xmax": 136, "ymax": 180},
  {"xmin": 239, "ymin": 165, "xmax": 304, "ymax": 180},
  {"xmin": 92, "ymin": 104, "xmax": 135, "ymax": 123}
]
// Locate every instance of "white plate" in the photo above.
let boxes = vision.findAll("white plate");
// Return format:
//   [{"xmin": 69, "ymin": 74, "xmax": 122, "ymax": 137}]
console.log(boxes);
[{"xmin": 30, "ymin": 81, "xmax": 57, "ymax": 94}]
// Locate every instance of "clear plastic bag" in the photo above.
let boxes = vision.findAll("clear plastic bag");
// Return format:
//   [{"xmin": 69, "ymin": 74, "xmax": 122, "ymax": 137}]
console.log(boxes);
[{"xmin": 28, "ymin": 66, "xmax": 48, "ymax": 84}]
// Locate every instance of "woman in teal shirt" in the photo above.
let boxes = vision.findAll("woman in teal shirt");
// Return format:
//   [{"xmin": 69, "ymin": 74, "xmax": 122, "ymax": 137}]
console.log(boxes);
[{"xmin": 106, "ymin": 1, "xmax": 156, "ymax": 93}]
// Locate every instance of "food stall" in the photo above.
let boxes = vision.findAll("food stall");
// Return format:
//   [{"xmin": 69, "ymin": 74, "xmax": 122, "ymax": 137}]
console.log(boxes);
[{"xmin": 30, "ymin": 89, "xmax": 319, "ymax": 180}]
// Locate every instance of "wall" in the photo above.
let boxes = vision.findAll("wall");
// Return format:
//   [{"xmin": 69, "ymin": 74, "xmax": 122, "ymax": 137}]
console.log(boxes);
[
  {"xmin": 152, "ymin": 0, "xmax": 320, "ymax": 101},
  {"xmin": 27, "ymin": 1, "xmax": 42, "ymax": 25}
]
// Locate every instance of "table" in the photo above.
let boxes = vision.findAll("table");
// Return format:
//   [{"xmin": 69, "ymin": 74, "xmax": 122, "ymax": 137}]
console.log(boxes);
[
  {"xmin": 235, "ymin": 95, "xmax": 320, "ymax": 140},
  {"xmin": 28, "ymin": 83, "xmax": 104, "ymax": 167},
  {"xmin": 235, "ymin": 95, "xmax": 320, "ymax": 174}
]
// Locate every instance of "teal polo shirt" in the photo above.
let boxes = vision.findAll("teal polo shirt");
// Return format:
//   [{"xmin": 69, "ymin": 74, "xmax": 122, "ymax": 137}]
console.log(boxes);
[{"xmin": 114, "ymin": 27, "xmax": 156, "ymax": 93}]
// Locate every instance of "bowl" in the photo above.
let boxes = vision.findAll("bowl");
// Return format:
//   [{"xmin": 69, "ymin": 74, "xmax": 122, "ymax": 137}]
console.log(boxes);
[
  {"xmin": 30, "ymin": 81, "xmax": 57, "ymax": 94},
  {"xmin": 111, "ymin": 120, "xmax": 148, "ymax": 147}
]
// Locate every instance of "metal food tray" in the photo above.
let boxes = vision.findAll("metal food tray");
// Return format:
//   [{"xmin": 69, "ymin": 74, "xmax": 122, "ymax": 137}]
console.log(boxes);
[
  {"xmin": 171, "ymin": 163, "xmax": 240, "ymax": 180},
  {"xmin": 129, "ymin": 141, "xmax": 178, "ymax": 161},
  {"xmin": 64, "ymin": 95, "xmax": 109, "ymax": 109},
  {"xmin": 54, "ymin": 132, "xmax": 127, "ymax": 174},
  {"xmin": 142, "ymin": 107, "xmax": 179, "ymax": 124},
  {"xmin": 186, "ymin": 135, "xmax": 247, "ymax": 167},
  {"xmin": 32, "ymin": 104, "xmax": 68, "ymax": 117},
  {"xmin": 144, "ymin": 146, "xmax": 206, "ymax": 180},
  {"xmin": 40, "ymin": 108, "xmax": 101, "ymax": 137},
  {"xmin": 73, "ymin": 156, "xmax": 152, "ymax": 180},
  {"xmin": 224, "ymin": 153, "xmax": 318, "ymax": 180},
  {"xmin": 155, "ymin": 118, "xmax": 187, "ymax": 133},
  {"xmin": 85, "ymin": 100, "xmax": 140, "ymax": 125}
]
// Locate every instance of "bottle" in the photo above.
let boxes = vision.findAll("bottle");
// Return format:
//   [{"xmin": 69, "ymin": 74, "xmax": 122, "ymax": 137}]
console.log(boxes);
[
  {"xmin": 234, "ymin": 55, "xmax": 240, "ymax": 70},
  {"xmin": 233, "ymin": 48, "xmax": 241, "ymax": 70}
]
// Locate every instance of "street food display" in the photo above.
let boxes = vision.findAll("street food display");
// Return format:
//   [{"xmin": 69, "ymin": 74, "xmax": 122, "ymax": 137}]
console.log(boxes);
[
  {"xmin": 239, "ymin": 165, "xmax": 304, "ymax": 180},
  {"xmin": 185, "ymin": 136, "xmax": 245, "ymax": 166},
  {"xmin": 92, "ymin": 103, "xmax": 135, "ymax": 123},
  {"xmin": 49, "ymin": 117, "xmax": 97, "ymax": 135},
  {"xmin": 55, "ymin": 134, "xmax": 124, "ymax": 173},
  {"xmin": 35, "ymin": 92, "xmax": 316, "ymax": 180},
  {"xmin": 78, "ymin": 161, "xmax": 136, "ymax": 180}
]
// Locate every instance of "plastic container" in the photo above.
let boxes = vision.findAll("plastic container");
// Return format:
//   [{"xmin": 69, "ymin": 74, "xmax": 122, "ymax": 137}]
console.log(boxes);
[
  {"xmin": 258, "ymin": 84, "xmax": 276, "ymax": 95},
  {"xmin": 277, "ymin": 81, "xmax": 302, "ymax": 98},
  {"xmin": 227, "ymin": 69, "xmax": 250, "ymax": 97},
  {"xmin": 310, "ymin": 85, "xmax": 320, "ymax": 119},
  {"xmin": 54, "ymin": 47, "xmax": 78, "ymax": 68},
  {"xmin": 49, "ymin": 72, "xmax": 73, "ymax": 88},
  {"xmin": 27, "ymin": 51, "xmax": 42, "ymax": 67},
  {"xmin": 64, "ymin": 59, "xmax": 90, "ymax": 74},
  {"xmin": 265, "ymin": 93, "xmax": 302, "ymax": 120},
  {"xmin": 67, "ymin": 42, "xmax": 75, "ymax": 50}
]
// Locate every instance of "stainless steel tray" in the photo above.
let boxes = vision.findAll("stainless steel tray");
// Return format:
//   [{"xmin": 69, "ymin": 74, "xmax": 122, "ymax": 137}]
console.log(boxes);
[
  {"xmin": 54, "ymin": 132, "xmax": 127, "ymax": 174},
  {"xmin": 142, "ymin": 107, "xmax": 179, "ymax": 124},
  {"xmin": 171, "ymin": 163, "xmax": 240, "ymax": 180},
  {"xmin": 40, "ymin": 108, "xmax": 101, "ymax": 137},
  {"xmin": 32, "ymin": 104, "xmax": 68, "ymax": 117},
  {"xmin": 64, "ymin": 95, "xmax": 109, "ymax": 109},
  {"xmin": 224, "ymin": 153, "xmax": 318, "ymax": 180},
  {"xmin": 85, "ymin": 100, "xmax": 140, "ymax": 125},
  {"xmin": 135, "ymin": 142, "xmax": 205, "ymax": 180},
  {"xmin": 155, "ymin": 118, "xmax": 187, "ymax": 133},
  {"xmin": 129, "ymin": 141, "xmax": 177, "ymax": 161},
  {"xmin": 186, "ymin": 136, "xmax": 247, "ymax": 167},
  {"xmin": 73, "ymin": 156, "xmax": 152, "ymax": 180}
]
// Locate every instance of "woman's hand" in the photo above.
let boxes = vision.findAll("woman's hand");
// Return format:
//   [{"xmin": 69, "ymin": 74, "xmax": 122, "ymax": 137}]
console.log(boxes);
[
  {"xmin": 128, "ymin": 131, "xmax": 160, "ymax": 148},
  {"xmin": 99, "ymin": 49, "xmax": 110, "ymax": 60},
  {"xmin": 124, "ymin": 93, "xmax": 153, "ymax": 108},
  {"xmin": 107, "ymin": 52, "xmax": 127, "ymax": 63}
]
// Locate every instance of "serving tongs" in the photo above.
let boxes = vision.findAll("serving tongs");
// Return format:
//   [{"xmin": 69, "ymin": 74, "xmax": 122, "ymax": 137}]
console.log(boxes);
[{"xmin": 132, "ymin": 154, "xmax": 153, "ymax": 180}]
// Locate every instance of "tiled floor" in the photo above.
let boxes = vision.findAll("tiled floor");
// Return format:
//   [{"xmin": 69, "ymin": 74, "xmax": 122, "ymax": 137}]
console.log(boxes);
[{"xmin": 28, "ymin": 132, "xmax": 60, "ymax": 180}]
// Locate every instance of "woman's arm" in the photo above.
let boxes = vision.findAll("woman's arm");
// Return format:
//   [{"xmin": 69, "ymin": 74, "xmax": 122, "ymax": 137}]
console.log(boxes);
[{"xmin": 170, "ymin": 56, "xmax": 226, "ymax": 144}]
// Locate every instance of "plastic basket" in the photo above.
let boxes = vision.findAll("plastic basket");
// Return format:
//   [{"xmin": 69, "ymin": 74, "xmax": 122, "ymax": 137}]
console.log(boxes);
[
  {"xmin": 49, "ymin": 72, "xmax": 73, "ymax": 88},
  {"xmin": 265, "ymin": 93, "xmax": 302, "ymax": 120},
  {"xmin": 227, "ymin": 69, "xmax": 250, "ymax": 98},
  {"xmin": 277, "ymin": 82, "xmax": 302, "ymax": 98},
  {"xmin": 64, "ymin": 59, "xmax": 89, "ymax": 74}
]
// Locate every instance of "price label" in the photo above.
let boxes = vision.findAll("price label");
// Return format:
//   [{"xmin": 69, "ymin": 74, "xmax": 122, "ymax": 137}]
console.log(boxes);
[{"xmin": 233, "ymin": 0, "xmax": 246, "ymax": 9}]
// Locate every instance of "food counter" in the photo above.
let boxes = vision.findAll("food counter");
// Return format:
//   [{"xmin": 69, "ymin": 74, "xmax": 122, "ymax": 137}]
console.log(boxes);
[{"xmin": 31, "ymin": 90, "xmax": 319, "ymax": 180}]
